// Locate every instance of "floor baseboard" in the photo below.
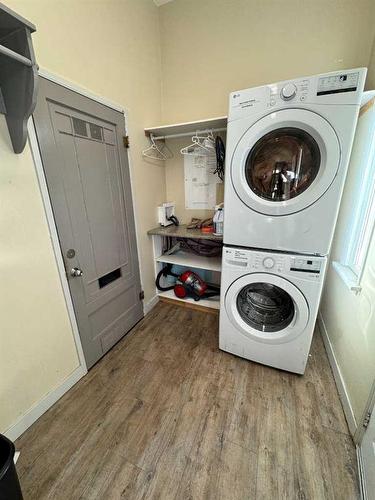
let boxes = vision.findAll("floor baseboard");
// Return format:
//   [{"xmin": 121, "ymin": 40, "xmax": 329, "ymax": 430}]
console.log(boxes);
[
  {"xmin": 4, "ymin": 365, "xmax": 86, "ymax": 442},
  {"xmin": 317, "ymin": 312, "xmax": 357, "ymax": 435},
  {"xmin": 144, "ymin": 294, "xmax": 159, "ymax": 315}
]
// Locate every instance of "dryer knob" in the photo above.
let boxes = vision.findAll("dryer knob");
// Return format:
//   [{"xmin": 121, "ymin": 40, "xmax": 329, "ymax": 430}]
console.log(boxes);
[
  {"xmin": 281, "ymin": 83, "xmax": 297, "ymax": 100},
  {"xmin": 263, "ymin": 257, "xmax": 275, "ymax": 269}
]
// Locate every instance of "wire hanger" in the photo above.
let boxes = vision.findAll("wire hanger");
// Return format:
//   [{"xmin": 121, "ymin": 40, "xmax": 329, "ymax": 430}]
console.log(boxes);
[
  {"xmin": 180, "ymin": 130, "xmax": 215, "ymax": 156},
  {"xmin": 142, "ymin": 134, "xmax": 173, "ymax": 160}
]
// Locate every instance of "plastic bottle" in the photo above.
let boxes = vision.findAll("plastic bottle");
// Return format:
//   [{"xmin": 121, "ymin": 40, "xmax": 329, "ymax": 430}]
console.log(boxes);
[{"xmin": 213, "ymin": 204, "xmax": 224, "ymax": 236}]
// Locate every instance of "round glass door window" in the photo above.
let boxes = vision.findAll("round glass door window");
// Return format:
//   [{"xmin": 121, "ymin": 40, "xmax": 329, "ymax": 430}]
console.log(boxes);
[
  {"xmin": 245, "ymin": 127, "xmax": 321, "ymax": 202},
  {"xmin": 237, "ymin": 282, "xmax": 295, "ymax": 332}
]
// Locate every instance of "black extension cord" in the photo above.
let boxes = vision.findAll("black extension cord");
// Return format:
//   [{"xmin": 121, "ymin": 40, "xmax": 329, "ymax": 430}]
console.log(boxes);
[{"xmin": 214, "ymin": 136, "xmax": 225, "ymax": 181}]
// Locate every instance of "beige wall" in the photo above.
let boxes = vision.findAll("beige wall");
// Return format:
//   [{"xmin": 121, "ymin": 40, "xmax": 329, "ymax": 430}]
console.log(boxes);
[
  {"xmin": 0, "ymin": 117, "xmax": 80, "ymax": 434},
  {"xmin": 159, "ymin": 0, "xmax": 375, "ymax": 223},
  {"xmin": 158, "ymin": 0, "xmax": 375, "ymax": 427},
  {"xmin": 320, "ymin": 99, "xmax": 375, "ymax": 425},
  {"xmin": 0, "ymin": 0, "xmax": 164, "ymax": 434},
  {"xmin": 2, "ymin": 0, "xmax": 375, "ymax": 438},
  {"xmin": 367, "ymin": 38, "xmax": 375, "ymax": 89},
  {"xmin": 159, "ymin": 0, "xmax": 375, "ymax": 123},
  {"xmin": 164, "ymin": 138, "xmax": 224, "ymax": 224}
]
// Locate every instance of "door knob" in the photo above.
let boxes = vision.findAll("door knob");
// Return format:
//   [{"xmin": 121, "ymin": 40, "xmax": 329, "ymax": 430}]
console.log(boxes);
[{"xmin": 70, "ymin": 267, "xmax": 83, "ymax": 277}]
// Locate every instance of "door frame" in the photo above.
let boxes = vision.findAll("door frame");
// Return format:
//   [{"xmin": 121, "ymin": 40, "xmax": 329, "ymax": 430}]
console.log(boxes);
[
  {"xmin": 356, "ymin": 380, "xmax": 375, "ymax": 500},
  {"xmin": 29, "ymin": 67, "xmax": 144, "ymax": 372},
  {"xmin": 355, "ymin": 378, "xmax": 375, "ymax": 500}
]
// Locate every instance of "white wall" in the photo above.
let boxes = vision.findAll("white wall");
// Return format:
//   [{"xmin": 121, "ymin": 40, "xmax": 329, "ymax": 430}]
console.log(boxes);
[
  {"xmin": 320, "ymin": 98, "xmax": 375, "ymax": 429},
  {"xmin": 0, "ymin": 0, "xmax": 164, "ymax": 436}
]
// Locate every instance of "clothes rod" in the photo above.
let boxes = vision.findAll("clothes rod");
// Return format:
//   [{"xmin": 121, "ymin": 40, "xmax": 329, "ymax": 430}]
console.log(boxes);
[
  {"xmin": 149, "ymin": 127, "xmax": 227, "ymax": 141},
  {"xmin": 0, "ymin": 44, "xmax": 33, "ymax": 67}
]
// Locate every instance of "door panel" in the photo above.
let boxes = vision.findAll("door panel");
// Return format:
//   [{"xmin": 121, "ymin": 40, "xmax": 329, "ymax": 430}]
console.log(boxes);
[{"xmin": 33, "ymin": 77, "xmax": 143, "ymax": 368}]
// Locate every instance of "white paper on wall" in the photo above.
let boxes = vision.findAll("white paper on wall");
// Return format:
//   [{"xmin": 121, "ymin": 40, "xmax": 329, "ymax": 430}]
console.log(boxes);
[{"xmin": 184, "ymin": 150, "xmax": 221, "ymax": 210}]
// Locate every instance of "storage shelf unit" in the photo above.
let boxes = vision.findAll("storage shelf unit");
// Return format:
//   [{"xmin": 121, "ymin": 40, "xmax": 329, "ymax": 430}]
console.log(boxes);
[{"xmin": 148, "ymin": 225, "xmax": 223, "ymax": 312}]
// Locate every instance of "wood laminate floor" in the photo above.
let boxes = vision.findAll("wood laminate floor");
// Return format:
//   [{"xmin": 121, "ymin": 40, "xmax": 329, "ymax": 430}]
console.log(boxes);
[{"xmin": 16, "ymin": 303, "xmax": 359, "ymax": 499}]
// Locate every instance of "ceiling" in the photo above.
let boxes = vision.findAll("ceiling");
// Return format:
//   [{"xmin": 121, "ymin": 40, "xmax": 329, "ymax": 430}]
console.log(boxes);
[{"xmin": 153, "ymin": 0, "xmax": 175, "ymax": 6}]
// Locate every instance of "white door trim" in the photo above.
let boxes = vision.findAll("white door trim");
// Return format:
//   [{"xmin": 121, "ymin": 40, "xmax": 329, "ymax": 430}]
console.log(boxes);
[
  {"xmin": 355, "ymin": 380, "xmax": 375, "ymax": 444},
  {"xmin": 38, "ymin": 68, "xmax": 125, "ymax": 113},
  {"xmin": 356, "ymin": 445, "xmax": 367, "ymax": 500}
]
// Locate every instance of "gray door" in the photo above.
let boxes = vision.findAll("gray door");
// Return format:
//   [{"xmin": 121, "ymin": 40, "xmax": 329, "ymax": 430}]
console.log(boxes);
[{"xmin": 33, "ymin": 77, "xmax": 143, "ymax": 368}]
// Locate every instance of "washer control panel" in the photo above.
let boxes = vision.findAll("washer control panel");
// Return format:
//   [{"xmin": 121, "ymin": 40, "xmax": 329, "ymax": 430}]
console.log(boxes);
[
  {"xmin": 224, "ymin": 248, "xmax": 286, "ymax": 273},
  {"xmin": 224, "ymin": 248, "xmax": 325, "ymax": 279},
  {"xmin": 290, "ymin": 257, "xmax": 322, "ymax": 274}
]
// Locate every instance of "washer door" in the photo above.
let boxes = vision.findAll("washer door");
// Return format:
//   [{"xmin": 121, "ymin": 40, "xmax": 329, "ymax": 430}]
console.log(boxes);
[
  {"xmin": 231, "ymin": 109, "xmax": 341, "ymax": 216},
  {"xmin": 225, "ymin": 273, "xmax": 309, "ymax": 344}
]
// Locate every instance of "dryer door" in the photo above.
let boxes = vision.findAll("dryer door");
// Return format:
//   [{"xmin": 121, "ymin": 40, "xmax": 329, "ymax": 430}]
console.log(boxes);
[
  {"xmin": 231, "ymin": 109, "xmax": 340, "ymax": 216},
  {"xmin": 225, "ymin": 273, "xmax": 309, "ymax": 344}
]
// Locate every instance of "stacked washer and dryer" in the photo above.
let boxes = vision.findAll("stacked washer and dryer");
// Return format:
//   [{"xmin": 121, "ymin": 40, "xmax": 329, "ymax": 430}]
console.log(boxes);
[{"xmin": 219, "ymin": 68, "xmax": 367, "ymax": 374}]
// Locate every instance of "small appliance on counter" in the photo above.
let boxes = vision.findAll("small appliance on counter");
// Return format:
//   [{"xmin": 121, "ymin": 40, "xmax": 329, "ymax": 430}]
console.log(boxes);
[{"xmin": 158, "ymin": 202, "xmax": 179, "ymax": 227}]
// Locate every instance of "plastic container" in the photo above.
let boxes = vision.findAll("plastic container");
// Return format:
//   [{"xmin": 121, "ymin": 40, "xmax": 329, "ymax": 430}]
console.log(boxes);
[
  {"xmin": 0, "ymin": 434, "xmax": 23, "ymax": 500},
  {"xmin": 213, "ymin": 205, "xmax": 224, "ymax": 236}
]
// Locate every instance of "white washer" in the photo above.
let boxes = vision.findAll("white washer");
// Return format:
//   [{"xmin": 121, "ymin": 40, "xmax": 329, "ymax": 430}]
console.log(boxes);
[
  {"xmin": 219, "ymin": 246, "xmax": 327, "ymax": 374},
  {"xmin": 224, "ymin": 68, "xmax": 367, "ymax": 255}
]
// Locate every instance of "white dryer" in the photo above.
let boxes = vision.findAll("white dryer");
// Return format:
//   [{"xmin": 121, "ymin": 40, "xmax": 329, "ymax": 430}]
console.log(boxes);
[
  {"xmin": 219, "ymin": 246, "xmax": 327, "ymax": 374},
  {"xmin": 224, "ymin": 68, "xmax": 367, "ymax": 255}
]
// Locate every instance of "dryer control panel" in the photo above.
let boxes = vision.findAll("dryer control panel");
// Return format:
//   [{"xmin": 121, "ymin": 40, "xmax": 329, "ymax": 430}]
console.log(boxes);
[
  {"xmin": 224, "ymin": 247, "xmax": 325, "ymax": 279},
  {"xmin": 228, "ymin": 68, "xmax": 366, "ymax": 122},
  {"xmin": 317, "ymin": 72, "xmax": 360, "ymax": 96}
]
